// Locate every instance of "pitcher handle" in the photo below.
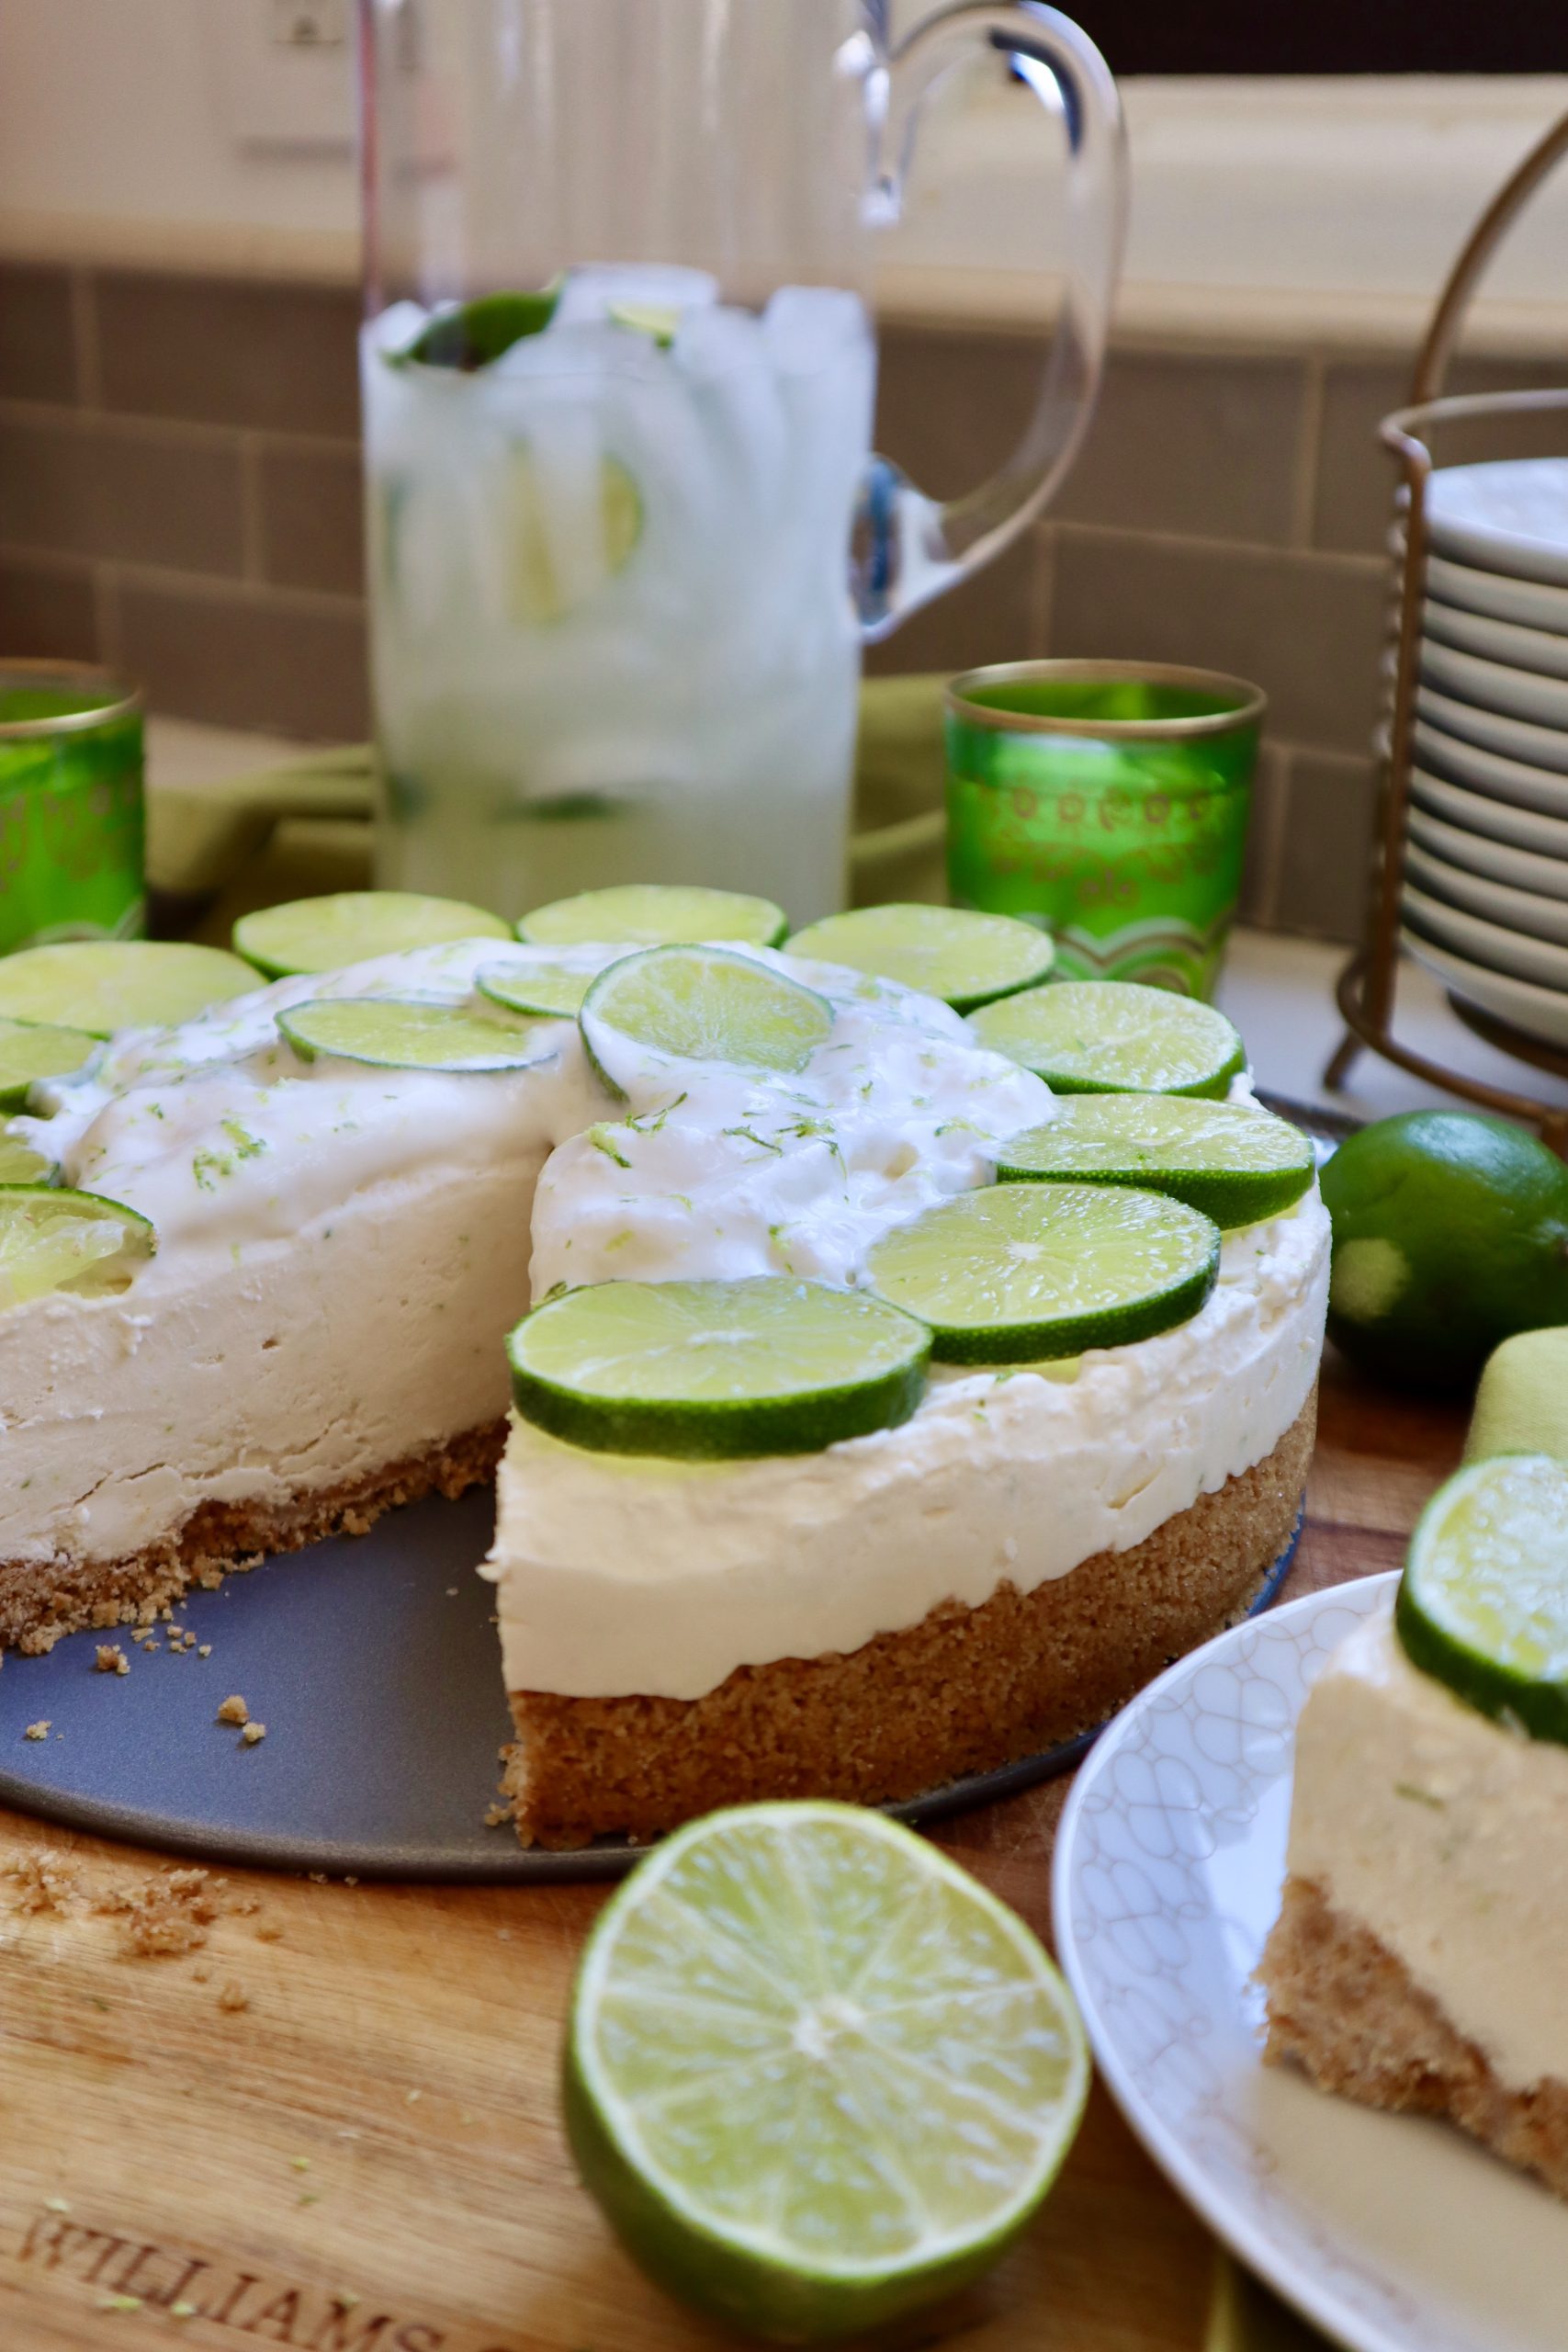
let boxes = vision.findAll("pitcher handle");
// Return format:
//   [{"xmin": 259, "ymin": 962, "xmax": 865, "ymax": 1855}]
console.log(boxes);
[{"xmin": 855, "ymin": 1, "xmax": 1126, "ymax": 641}]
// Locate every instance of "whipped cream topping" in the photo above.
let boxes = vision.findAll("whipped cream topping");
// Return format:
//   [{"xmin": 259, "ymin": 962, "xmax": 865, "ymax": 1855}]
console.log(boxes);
[
  {"xmin": 1287, "ymin": 1603, "xmax": 1568, "ymax": 2094},
  {"xmin": 487, "ymin": 1188, "xmax": 1328, "ymax": 1700}
]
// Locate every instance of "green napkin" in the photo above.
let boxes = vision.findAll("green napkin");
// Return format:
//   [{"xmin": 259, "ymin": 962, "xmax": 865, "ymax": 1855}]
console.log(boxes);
[
  {"xmin": 148, "ymin": 676, "xmax": 951, "ymax": 944},
  {"xmin": 1462, "ymin": 1325, "xmax": 1568, "ymax": 1464}
]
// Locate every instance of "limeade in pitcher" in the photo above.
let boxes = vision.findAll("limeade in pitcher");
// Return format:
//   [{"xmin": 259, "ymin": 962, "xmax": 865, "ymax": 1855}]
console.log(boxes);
[{"xmin": 362, "ymin": 268, "xmax": 874, "ymax": 925}]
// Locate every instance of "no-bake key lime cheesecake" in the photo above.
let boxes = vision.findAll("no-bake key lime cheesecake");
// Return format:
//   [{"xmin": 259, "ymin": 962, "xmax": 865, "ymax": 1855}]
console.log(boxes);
[{"xmin": 0, "ymin": 898, "xmax": 1328, "ymax": 1849}]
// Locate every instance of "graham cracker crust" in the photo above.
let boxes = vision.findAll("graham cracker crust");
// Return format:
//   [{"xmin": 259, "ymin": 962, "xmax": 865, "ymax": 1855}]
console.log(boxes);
[
  {"xmin": 1261, "ymin": 1874, "xmax": 1568, "ymax": 2200},
  {"xmin": 0, "ymin": 1419, "xmax": 506, "ymax": 1656},
  {"xmin": 502, "ymin": 1386, "xmax": 1316, "ymax": 1848}
]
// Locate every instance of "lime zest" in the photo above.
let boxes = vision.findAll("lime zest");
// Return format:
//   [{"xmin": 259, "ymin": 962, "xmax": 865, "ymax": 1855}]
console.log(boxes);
[
  {"xmin": 581, "ymin": 945, "xmax": 833, "ymax": 1098},
  {"xmin": 507, "ymin": 1277, "xmax": 931, "ymax": 1458},
  {"xmin": 866, "ymin": 1181, "xmax": 1220, "ymax": 1363},
  {"xmin": 1397, "ymin": 1453, "xmax": 1568, "ymax": 1742},
  {"xmin": 518, "ymin": 883, "xmax": 789, "ymax": 952},
  {"xmin": 787, "ymin": 904, "xmax": 1054, "ymax": 1012},
  {"xmin": 969, "ymin": 980, "xmax": 1244, "ymax": 1098},
  {"xmin": 233, "ymin": 891, "xmax": 510, "ymax": 979},
  {"xmin": 0, "ymin": 1183, "xmax": 154, "ymax": 1309},
  {"xmin": 277, "ymin": 997, "xmax": 549, "ymax": 1073},
  {"xmin": 567, "ymin": 1802, "xmax": 1089, "ymax": 2340}
]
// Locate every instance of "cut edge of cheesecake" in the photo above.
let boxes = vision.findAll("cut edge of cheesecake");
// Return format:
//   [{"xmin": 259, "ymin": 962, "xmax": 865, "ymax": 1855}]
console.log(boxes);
[
  {"xmin": 1261, "ymin": 1872, "xmax": 1568, "ymax": 2202},
  {"xmin": 499, "ymin": 1387, "xmax": 1317, "ymax": 1848}
]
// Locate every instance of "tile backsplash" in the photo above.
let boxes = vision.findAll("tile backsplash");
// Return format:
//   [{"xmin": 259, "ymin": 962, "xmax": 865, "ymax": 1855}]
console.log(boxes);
[{"xmin": 2, "ymin": 258, "xmax": 1560, "ymax": 944}]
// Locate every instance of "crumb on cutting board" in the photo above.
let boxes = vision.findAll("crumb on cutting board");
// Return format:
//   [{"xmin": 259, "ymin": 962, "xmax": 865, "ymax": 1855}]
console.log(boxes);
[
  {"xmin": 4, "ymin": 1853, "xmax": 79, "ymax": 1914},
  {"xmin": 94, "ymin": 1867, "xmax": 222, "ymax": 1958},
  {"xmin": 217, "ymin": 1980, "xmax": 249, "ymax": 2013}
]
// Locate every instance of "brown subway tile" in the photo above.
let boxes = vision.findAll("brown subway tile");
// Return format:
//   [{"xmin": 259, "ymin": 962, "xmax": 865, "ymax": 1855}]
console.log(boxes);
[
  {"xmin": 1313, "ymin": 353, "xmax": 1568, "ymax": 556},
  {"xmin": 1239, "ymin": 742, "xmax": 1287, "ymax": 927},
  {"xmin": 256, "ymin": 441, "xmax": 364, "ymax": 595},
  {"xmin": 0, "ymin": 553, "xmax": 98, "ymax": 662},
  {"xmin": 1049, "ymin": 526, "xmax": 1385, "ymax": 755},
  {"xmin": 116, "ymin": 579, "xmax": 367, "ymax": 740},
  {"xmin": 877, "ymin": 332, "xmax": 1307, "ymax": 547},
  {"xmin": 864, "ymin": 527, "xmax": 1043, "ymax": 680},
  {"xmin": 0, "ymin": 411, "xmax": 244, "ymax": 574},
  {"xmin": 0, "ymin": 265, "xmax": 78, "ymax": 406},
  {"xmin": 95, "ymin": 272, "xmax": 361, "ymax": 437},
  {"xmin": 1272, "ymin": 748, "xmax": 1380, "ymax": 943}
]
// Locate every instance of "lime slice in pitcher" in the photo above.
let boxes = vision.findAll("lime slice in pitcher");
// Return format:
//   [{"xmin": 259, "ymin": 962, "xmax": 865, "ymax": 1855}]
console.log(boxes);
[
  {"xmin": 509, "ymin": 449, "xmax": 642, "ymax": 625},
  {"xmin": 507, "ymin": 1277, "xmax": 930, "ymax": 1458},
  {"xmin": 234, "ymin": 891, "xmax": 510, "ymax": 979},
  {"xmin": 519, "ymin": 883, "xmax": 788, "ymax": 951},
  {"xmin": 786, "ymin": 904, "xmax": 1054, "ymax": 1012}
]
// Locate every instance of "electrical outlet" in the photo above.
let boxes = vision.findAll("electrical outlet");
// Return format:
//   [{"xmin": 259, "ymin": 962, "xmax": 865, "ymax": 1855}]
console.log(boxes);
[{"xmin": 203, "ymin": 0, "xmax": 355, "ymax": 152}]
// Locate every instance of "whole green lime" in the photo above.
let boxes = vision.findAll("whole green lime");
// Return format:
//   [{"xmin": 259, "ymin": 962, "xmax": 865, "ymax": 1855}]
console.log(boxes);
[{"xmin": 1322, "ymin": 1110, "xmax": 1568, "ymax": 1394}]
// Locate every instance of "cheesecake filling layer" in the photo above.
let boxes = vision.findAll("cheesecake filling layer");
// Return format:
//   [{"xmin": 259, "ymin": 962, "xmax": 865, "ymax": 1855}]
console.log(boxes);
[
  {"xmin": 486, "ymin": 1188, "xmax": 1328, "ymax": 1701},
  {"xmin": 1286, "ymin": 1603, "xmax": 1568, "ymax": 2095},
  {"xmin": 3, "ymin": 941, "xmax": 1050, "ymax": 1572}
]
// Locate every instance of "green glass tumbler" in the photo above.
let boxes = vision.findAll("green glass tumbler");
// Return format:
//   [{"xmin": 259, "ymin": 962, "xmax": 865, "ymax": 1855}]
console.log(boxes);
[
  {"xmin": 0, "ymin": 662, "xmax": 144, "ymax": 954},
  {"xmin": 944, "ymin": 662, "xmax": 1266, "ymax": 1001}
]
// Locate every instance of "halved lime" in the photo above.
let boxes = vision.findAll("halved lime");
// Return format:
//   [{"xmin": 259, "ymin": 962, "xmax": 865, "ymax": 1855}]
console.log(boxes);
[
  {"xmin": 0, "ymin": 1185, "xmax": 153, "ymax": 1308},
  {"xmin": 0, "ymin": 1125, "xmax": 55, "ymax": 1185},
  {"xmin": 969, "ymin": 981, "xmax": 1244, "ymax": 1098},
  {"xmin": 233, "ymin": 891, "xmax": 509, "ymax": 979},
  {"xmin": 866, "ymin": 1182, "xmax": 1219, "ymax": 1363},
  {"xmin": 0, "ymin": 944, "xmax": 256, "ymax": 1039},
  {"xmin": 0, "ymin": 1016, "xmax": 97, "ymax": 1109},
  {"xmin": 1397, "ymin": 1453, "xmax": 1568, "ymax": 1742},
  {"xmin": 519, "ymin": 883, "xmax": 788, "ymax": 951},
  {"xmin": 277, "ymin": 997, "xmax": 547, "ymax": 1073},
  {"xmin": 478, "ymin": 962, "xmax": 592, "ymax": 1021},
  {"xmin": 509, "ymin": 1277, "xmax": 929, "ymax": 1458},
  {"xmin": 787, "ymin": 904, "xmax": 1054, "ymax": 1012},
  {"xmin": 509, "ymin": 448, "xmax": 642, "ymax": 626},
  {"xmin": 997, "ymin": 1095, "xmax": 1314, "ymax": 1229},
  {"xmin": 581, "ymin": 945, "xmax": 832, "ymax": 1097},
  {"xmin": 566, "ymin": 1801, "xmax": 1089, "ymax": 2343}
]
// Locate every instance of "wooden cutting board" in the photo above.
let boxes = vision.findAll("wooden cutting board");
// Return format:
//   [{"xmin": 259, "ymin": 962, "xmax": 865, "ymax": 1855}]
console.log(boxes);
[{"xmin": 0, "ymin": 1359, "xmax": 1464, "ymax": 2352}]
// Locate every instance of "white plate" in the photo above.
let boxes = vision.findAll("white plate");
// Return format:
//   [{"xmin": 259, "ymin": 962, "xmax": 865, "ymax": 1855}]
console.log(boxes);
[
  {"xmin": 1404, "ymin": 842, "xmax": 1568, "ymax": 945},
  {"xmin": 1414, "ymin": 722, "xmax": 1568, "ymax": 820},
  {"xmin": 1409, "ymin": 800, "xmax": 1568, "ymax": 899},
  {"xmin": 1417, "ymin": 686, "xmax": 1568, "ymax": 780},
  {"xmin": 1420, "ymin": 639, "xmax": 1568, "ymax": 731},
  {"xmin": 1425, "ymin": 551, "xmax": 1568, "ymax": 636},
  {"xmin": 1427, "ymin": 458, "xmax": 1568, "ymax": 588},
  {"xmin": 1423, "ymin": 597, "xmax": 1568, "ymax": 682},
  {"xmin": 1403, "ymin": 882, "xmax": 1568, "ymax": 990},
  {"xmin": 1054, "ymin": 1574, "xmax": 1568, "ymax": 2352},
  {"xmin": 1410, "ymin": 765, "xmax": 1568, "ymax": 859},
  {"xmin": 1401, "ymin": 929, "xmax": 1568, "ymax": 1050}
]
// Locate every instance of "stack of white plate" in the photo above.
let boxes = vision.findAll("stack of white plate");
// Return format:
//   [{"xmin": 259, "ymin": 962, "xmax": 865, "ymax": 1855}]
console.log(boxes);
[{"xmin": 1404, "ymin": 455, "xmax": 1568, "ymax": 1052}]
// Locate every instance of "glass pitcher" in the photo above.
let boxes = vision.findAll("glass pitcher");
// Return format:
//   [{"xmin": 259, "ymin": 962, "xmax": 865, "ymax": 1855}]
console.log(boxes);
[{"xmin": 359, "ymin": 0, "xmax": 1124, "ymax": 924}]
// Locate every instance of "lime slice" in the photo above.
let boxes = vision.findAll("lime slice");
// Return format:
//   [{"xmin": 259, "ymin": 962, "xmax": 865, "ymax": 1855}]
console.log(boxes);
[
  {"xmin": 0, "ymin": 944, "xmax": 256, "ymax": 1039},
  {"xmin": 567, "ymin": 1801, "xmax": 1089, "ymax": 2342},
  {"xmin": 0, "ymin": 1125, "xmax": 55, "ymax": 1184},
  {"xmin": 996, "ymin": 1095, "xmax": 1314, "ymax": 1229},
  {"xmin": 508, "ymin": 1277, "xmax": 929, "ymax": 1458},
  {"xmin": 0, "ymin": 1016, "xmax": 97, "ymax": 1109},
  {"xmin": 581, "ymin": 944, "xmax": 832, "ymax": 1097},
  {"xmin": 509, "ymin": 448, "xmax": 642, "ymax": 625},
  {"xmin": 233, "ymin": 891, "xmax": 509, "ymax": 979},
  {"xmin": 519, "ymin": 883, "xmax": 789, "ymax": 951},
  {"xmin": 0, "ymin": 1185, "xmax": 153, "ymax": 1308},
  {"xmin": 787, "ymin": 904, "xmax": 1054, "ymax": 1012},
  {"xmin": 477, "ymin": 962, "xmax": 591, "ymax": 1021},
  {"xmin": 1397, "ymin": 1453, "xmax": 1568, "ymax": 1741},
  {"xmin": 277, "ymin": 997, "xmax": 547, "ymax": 1073},
  {"xmin": 969, "ymin": 981, "xmax": 1244, "ymax": 1098},
  {"xmin": 396, "ymin": 287, "xmax": 560, "ymax": 369},
  {"xmin": 866, "ymin": 1182, "xmax": 1219, "ymax": 1363},
  {"xmin": 608, "ymin": 300, "xmax": 681, "ymax": 347}
]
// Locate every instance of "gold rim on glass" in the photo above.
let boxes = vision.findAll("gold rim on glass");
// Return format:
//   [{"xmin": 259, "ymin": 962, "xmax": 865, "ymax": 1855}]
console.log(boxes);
[
  {"xmin": 945, "ymin": 660, "xmax": 1268, "ymax": 742},
  {"xmin": 0, "ymin": 659, "xmax": 143, "ymax": 741}
]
